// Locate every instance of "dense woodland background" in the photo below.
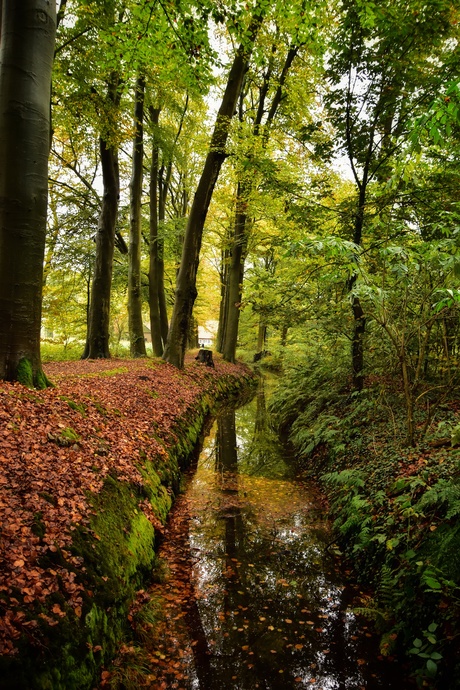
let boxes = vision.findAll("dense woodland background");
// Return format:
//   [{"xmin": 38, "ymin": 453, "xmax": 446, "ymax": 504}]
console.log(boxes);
[{"xmin": 35, "ymin": 0, "xmax": 459, "ymax": 434}]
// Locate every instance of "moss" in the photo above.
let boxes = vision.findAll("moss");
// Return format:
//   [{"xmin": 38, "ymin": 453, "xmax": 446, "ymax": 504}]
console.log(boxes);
[
  {"xmin": 60, "ymin": 427, "xmax": 80, "ymax": 444},
  {"xmin": 16, "ymin": 358, "xmax": 52, "ymax": 389},
  {"xmin": 88, "ymin": 398, "xmax": 108, "ymax": 416},
  {"xmin": 98, "ymin": 367, "xmax": 129, "ymax": 377},
  {"xmin": 48, "ymin": 427, "xmax": 81, "ymax": 447},
  {"xmin": 71, "ymin": 475, "xmax": 157, "ymax": 605},
  {"xmin": 31, "ymin": 511, "xmax": 47, "ymax": 537},
  {"xmin": 60, "ymin": 396, "xmax": 87, "ymax": 415},
  {"xmin": 137, "ymin": 460, "xmax": 173, "ymax": 523},
  {"xmin": 17, "ymin": 358, "xmax": 34, "ymax": 387},
  {"xmin": 35, "ymin": 368, "xmax": 52, "ymax": 390}
]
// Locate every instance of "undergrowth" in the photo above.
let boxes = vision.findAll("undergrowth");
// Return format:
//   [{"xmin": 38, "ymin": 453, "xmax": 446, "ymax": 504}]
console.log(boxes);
[{"xmin": 270, "ymin": 354, "xmax": 460, "ymax": 689}]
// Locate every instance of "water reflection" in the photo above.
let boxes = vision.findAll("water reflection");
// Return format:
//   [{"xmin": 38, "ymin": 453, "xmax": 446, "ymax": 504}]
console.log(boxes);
[{"xmin": 185, "ymin": 382, "xmax": 405, "ymax": 689}]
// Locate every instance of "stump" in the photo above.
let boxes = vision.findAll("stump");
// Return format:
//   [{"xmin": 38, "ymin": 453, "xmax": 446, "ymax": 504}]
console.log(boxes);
[
  {"xmin": 195, "ymin": 349, "xmax": 214, "ymax": 367},
  {"xmin": 253, "ymin": 350, "xmax": 272, "ymax": 363}
]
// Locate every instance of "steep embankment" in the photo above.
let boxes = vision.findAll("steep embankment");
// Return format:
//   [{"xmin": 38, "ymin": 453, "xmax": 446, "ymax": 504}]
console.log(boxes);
[{"xmin": 0, "ymin": 354, "xmax": 255, "ymax": 689}]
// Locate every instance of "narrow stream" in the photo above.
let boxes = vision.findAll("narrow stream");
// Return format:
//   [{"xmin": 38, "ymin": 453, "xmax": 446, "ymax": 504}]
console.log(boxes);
[{"xmin": 131, "ymin": 378, "xmax": 412, "ymax": 690}]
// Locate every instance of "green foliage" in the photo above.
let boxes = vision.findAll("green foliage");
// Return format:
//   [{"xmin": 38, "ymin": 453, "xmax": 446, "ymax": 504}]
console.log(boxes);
[
  {"xmin": 409, "ymin": 623, "xmax": 443, "ymax": 684},
  {"xmin": 270, "ymin": 322, "xmax": 460, "ymax": 684},
  {"xmin": 416, "ymin": 479, "xmax": 460, "ymax": 520}
]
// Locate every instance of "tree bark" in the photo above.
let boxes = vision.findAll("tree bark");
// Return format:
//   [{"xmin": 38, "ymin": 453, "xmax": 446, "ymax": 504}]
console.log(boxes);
[
  {"xmin": 0, "ymin": 0, "xmax": 56, "ymax": 386},
  {"xmin": 157, "ymin": 150, "xmax": 171, "ymax": 346},
  {"xmin": 222, "ymin": 183, "xmax": 248, "ymax": 362},
  {"xmin": 154, "ymin": 95, "xmax": 190, "ymax": 347},
  {"xmin": 163, "ymin": 7, "xmax": 265, "ymax": 369},
  {"xmin": 216, "ymin": 242, "xmax": 231, "ymax": 353},
  {"xmin": 128, "ymin": 74, "xmax": 147, "ymax": 357},
  {"xmin": 257, "ymin": 322, "xmax": 267, "ymax": 353},
  {"xmin": 83, "ymin": 74, "xmax": 120, "ymax": 359},
  {"xmin": 148, "ymin": 106, "xmax": 164, "ymax": 357},
  {"xmin": 347, "ymin": 185, "xmax": 367, "ymax": 390},
  {"xmin": 221, "ymin": 44, "xmax": 298, "ymax": 363}
]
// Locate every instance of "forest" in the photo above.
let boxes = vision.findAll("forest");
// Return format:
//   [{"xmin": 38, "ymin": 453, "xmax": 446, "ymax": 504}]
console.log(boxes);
[{"xmin": 1, "ymin": 0, "xmax": 460, "ymax": 688}]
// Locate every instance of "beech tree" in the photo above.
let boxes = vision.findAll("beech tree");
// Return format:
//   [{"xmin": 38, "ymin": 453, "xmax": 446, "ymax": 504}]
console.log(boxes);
[
  {"xmin": 163, "ymin": 3, "xmax": 267, "ymax": 369},
  {"xmin": 128, "ymin": 74, "xmax": 147, "ymax": 357},
  {"xmin": 0, "ymin": 0, "xmax": 56, "ymax": 386},
  {"xmin": 82, "ymin": 69, "xmax": 122, "ymax": 359},
  {"xmin": 221, "ymin": 42, "xmax": 300, "ymax": 363}
]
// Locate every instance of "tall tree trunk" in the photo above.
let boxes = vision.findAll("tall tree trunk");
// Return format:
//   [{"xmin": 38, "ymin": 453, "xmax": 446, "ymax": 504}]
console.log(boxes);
[
  {"xmin": 347, "ymin": 185, "xmax": 367, "ymax": 390},
  {"xmin": 0, "ymin": 0, "xmax": 56, "ymax": 386},
  {"xmin": 157, "ymin": 162, "xmax": 170, "ymax": 345},
  {"xmin": 154, "ymin": 95, "xmax": 190, "ymax": 346},
  {"xmin": 220, "ymin": 44, "xmax": 299, "ymax": 363},
  {"xmin": 222, "ymin": 183, "xmax": 248, "ymax": 362},
  {"xmin": 257, "ymin": 322, "xmax": 267, "ymax": 353},
  {"xmin": 83, "ymin": 74, "xmax": 120, "ymax": 359},
  {"xmin": 163, "ymin": 7, "xmax": 265, "ymax": 369},
  {"xmin": 216, "ymin": 243, "xmax": 231, "ymax": 353},
  {"xmin": 148, "ymin": 106, "xmax": 164, "ymax": 357},
  {"xmin": 187, "ymin": 315, "xmax": 199, "ymax": 350},
  {"xmin": 128, "ymin": 75, "xmax": 147, "ymax": 357},
  {"xmin": 83, "ymin": 136, "xmax": 119, "ymax": 358},
  {"xmin": 280, "ymin": 325, "xmax": 288, "ymax": 347}
]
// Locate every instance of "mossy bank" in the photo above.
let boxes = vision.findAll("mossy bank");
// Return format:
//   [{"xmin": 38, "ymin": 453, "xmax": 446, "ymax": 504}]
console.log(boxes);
[{"xmin": 0, "ymin": 356, "xmax": 256, "ymax": 690}]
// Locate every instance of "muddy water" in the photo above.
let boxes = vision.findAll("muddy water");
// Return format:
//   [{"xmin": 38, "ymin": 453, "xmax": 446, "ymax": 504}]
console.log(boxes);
[{"xmin": 135, "ymin": 379, "xmax": 411, "ymax": 689}]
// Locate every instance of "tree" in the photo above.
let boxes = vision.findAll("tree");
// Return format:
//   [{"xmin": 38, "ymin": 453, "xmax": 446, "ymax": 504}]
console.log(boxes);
[
  {"xmin": 0, "ymin": 0, "xmax": 56, "ymax": 386},
  {"xmin": 325, "ymin": 0, "xmax": 457, "ymax": 389},
  {"xmin": 82, "ymin": 70, "xmax": 122, "ymax": 359},
  {"xmin": 148, "ymin": 94, "xmax": 194, "ymax": 355},
  {"xmin": 163, "ymin": 4, "xmax": 266, "ymax": 368},
  {"xmin": 128, "ymin": 74, "xmax": 147, "ymax": 357},
  {"xmin": 148, "ymin": 105, "xmax": 167, "ymax": 356},
  {"xmin": 221, "ymin": 42, "xmax": 300, "ymax": 363}
]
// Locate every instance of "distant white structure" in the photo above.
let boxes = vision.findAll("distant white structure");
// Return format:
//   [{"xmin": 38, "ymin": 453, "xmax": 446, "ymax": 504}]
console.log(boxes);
[
  {"xmin": 197, "ymin": 320, "xmax": 218, "ymax": 348},
  {"xmin": 143, "ymin": 323, "xmax": 152, "ymax": 343}
]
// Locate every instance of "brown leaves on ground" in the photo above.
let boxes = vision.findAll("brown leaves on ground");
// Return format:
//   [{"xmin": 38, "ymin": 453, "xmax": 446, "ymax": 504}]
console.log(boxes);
[{"xmin": 0, "ymin": 353, "xmax": 251, "ymax": 656}]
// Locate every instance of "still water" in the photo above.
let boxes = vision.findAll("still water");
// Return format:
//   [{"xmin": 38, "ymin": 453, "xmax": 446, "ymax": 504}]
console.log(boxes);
[{"xmin": 136, "ymin": 378, "xmax": 411, "ymax": 690}]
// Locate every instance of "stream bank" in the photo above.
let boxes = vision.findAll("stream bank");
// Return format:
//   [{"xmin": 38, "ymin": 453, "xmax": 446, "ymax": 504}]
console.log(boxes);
[{"xmin": 0, "ymin": 356, "xmax": 256, "ymax": 690}]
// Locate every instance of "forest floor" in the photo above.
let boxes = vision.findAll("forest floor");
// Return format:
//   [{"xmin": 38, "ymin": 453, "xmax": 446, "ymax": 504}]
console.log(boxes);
[{"xmin": 0, "ymin": 354, "xmax": 253, "ymax": 660}]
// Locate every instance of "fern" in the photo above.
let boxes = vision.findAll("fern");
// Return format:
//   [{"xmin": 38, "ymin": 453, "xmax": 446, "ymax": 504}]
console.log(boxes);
[
  {"xmin": 416, "ymin": 479, "xmax": 460, "ymax": 519},
  {"xmin": 323, "ymin": 468, "xmax": 366, "ymax": 490}
]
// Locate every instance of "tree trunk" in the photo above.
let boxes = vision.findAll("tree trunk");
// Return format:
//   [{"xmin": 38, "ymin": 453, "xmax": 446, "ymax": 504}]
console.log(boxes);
[
  {"xmin": 157, "ymin": 158, "xmax": 170, "ymax": 346},
  {"xmin": 257, "ymin": 322, "xmax": 267, "ymax": 353},
  {"xmin": 350, "ymin": 295, "xmax": 366, "ymax": 391},
  {"xmin": 222, "ymin": 183, "xmax": 248, "ymax": 362},
  {"xmin": 347, "ymin": 185, "xmax": 367, "ymax": 390},
  {"xmin": 83, "ymin": 138, "xmax": 119, "ymax": 358},
  {"xmin": 128, "ymin": 75, "xmax": 147, "ymax": 357},
  {"xmin": 148, "ymin": 106, "xmax": 164, "ymax": 357},
  {"xmin": 163, "ymin": 7, "xmax": 265, "ymax": 369},
  {"xmin": 220, "ymin": 44, "xmax": 299, "ymax": 364},
  {"xmin": 0, "ymin": 0, "xmax": 56, "ymax": 386},
  {"xmin": 187, "ymin": 315, "xmax": 199, "ymax": 350},
  {"xmin": 216, "ymin": 243, "xmax": 231, "ymax": 353},
  {"xmin": 280, "ymin": 325, "xmax": 288, "ymax": 347},
  {"xmin": 83, "ymin": 72, "xmax": 120, "ymax": 359}
]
